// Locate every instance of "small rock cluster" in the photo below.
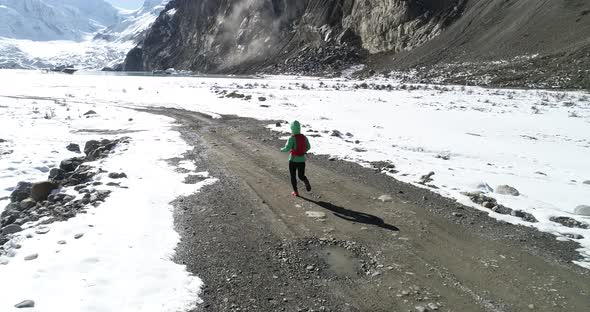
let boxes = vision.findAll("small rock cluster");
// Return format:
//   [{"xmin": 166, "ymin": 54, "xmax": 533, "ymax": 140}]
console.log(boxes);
[
  {"xmin": 418, "ymin": 172, "xmax": 436, "ymax": 185},
  {"xmin": 215, "ymin": 90, "xmax": 252, "ymax": 101},
  {"xmin": 462, "ymin": 191, "xmax": 538, "ymax": 223},
  {"xmin": 0, "ymin": 138, "xmax": 129, "ymax": 253},
  {"xmin": 549, "ymin": 217, "xmax": 589, "ymax": 230}
]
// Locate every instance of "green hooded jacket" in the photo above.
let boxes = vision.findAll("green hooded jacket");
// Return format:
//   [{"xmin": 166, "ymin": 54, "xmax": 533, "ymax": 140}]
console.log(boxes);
[{"xmin": 280, "ymin": 120, "xmax": 311, "ymax": 163}]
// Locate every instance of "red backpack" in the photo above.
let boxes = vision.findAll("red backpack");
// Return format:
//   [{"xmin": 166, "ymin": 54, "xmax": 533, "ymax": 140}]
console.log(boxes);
[{"xmin": 290, "ymin": 134, "xmax": 307, "ymax": 157}]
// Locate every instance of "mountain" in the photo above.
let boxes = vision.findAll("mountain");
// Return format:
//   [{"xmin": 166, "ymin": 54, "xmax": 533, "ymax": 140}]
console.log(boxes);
[
  {"xmin": 124, "ymin": 0, "xmax": 590, "ymax": 89},
  {"xmin": 0, "ymin": 0, "xmax": 167, "ymax": 70},
  {"xmin": 0, "ymin": 0, "xmax": 119, "ymax": 41},
  {"xmin": 94, "ymin": 0, "xmax": 168, "ymax": 43}
]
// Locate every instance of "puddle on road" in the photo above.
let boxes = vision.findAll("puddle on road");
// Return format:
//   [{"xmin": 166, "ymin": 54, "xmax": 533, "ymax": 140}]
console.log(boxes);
[{"xmin": 318, "ymin": 246, "xmax": 361, "ymax": 278}]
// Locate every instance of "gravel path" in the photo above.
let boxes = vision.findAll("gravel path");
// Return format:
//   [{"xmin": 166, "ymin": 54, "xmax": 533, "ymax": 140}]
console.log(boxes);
[{"xmin": 152, "ymin": 108, "xmax": 590, "ymax": 312}]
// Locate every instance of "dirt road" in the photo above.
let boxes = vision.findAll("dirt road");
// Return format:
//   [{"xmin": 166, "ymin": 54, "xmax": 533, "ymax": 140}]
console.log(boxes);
[{"xmin": 153, "ymin": 108, "xmax": 590, "ymax": 312}]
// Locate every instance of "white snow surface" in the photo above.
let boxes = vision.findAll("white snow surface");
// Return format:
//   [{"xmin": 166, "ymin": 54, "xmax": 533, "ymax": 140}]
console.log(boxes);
[
  {"xmin": 0, "ymin": 0, "xmax": 168, "ymax": 70},
  {"xmin": 0, "ymin": 70, "xmax": 216, "ymax": 311},
  {"xmin": 1, "ymin": 70, "xmax": 590, "ymax": 271},
  {"xmin": 0, "ymin": 38, "xmax": 135, "ymax": 70},
  {"xmin": 0, "ymin": 0, "xmax": 120, "ymax": 41}
]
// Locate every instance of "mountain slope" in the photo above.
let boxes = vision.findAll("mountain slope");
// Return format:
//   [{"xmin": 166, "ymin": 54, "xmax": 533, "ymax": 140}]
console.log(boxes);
[
  {"xmin": 123, "ymin": 0, "xmax": 465, "ymax": 73},
  {"xmin": 94, "ymin": 0, "xmax": 168, "ymax": 43},
  {"xmin": 125, "ymin": 0, "xmax": 590, "ymax": 88},
  {"xmin": 0, "ymin": 0, "xmax": 167, "ymax": 70},
  {"xmin": 0, "ymin": 0, "xmax": 119, "ymax": 41}
]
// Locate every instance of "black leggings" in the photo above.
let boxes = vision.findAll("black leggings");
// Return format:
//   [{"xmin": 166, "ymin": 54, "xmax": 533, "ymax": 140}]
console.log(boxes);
[{"xmin": 289, "ymin": 161, "xmax": 311, "ymax": 192}]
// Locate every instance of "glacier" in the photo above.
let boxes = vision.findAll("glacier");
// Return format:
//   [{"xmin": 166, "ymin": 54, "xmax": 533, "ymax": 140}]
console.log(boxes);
[{"xmin": 0, "ymin": 0, "xmax": 168, "ymax": 70}]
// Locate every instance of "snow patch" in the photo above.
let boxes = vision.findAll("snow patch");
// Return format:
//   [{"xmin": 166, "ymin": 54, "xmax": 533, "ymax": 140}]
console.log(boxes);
[{"xmin": 0, "ymin": 80, "xmax": 212, "ymax": 310}]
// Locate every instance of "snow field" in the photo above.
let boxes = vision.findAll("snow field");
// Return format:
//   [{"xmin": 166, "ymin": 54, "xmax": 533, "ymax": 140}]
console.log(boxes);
[
  {"xmin": 1, "ymin": 70, "xmax": 590, "ymax": 269},
  {"xmin": 0, "ymin": 80, "xmax": 216, "ymax": 311}
]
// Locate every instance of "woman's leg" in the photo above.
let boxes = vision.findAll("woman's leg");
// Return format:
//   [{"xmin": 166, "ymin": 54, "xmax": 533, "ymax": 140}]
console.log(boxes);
[
  {"xmin": 298, "ymin": 163, "xmax": 312, "ymax": 191},
  {"xmin": 289, "ymin": 161, "xmax": 298, "ymax": 193}
]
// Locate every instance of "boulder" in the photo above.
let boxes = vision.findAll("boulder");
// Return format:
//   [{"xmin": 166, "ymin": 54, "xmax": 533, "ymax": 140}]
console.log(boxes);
[
  {"xmin": 108, "ymin": 172, "xmax": 127, "ymax": 179},
  {"xmin": 482, "ymin": 201, "xmax": 495, "ymax": 209},
  {"xmin": 19, "ymin": 198, "xmax": 36, "ymax": 210},
  {"xmin": 331, "ymin": 130, "xmax": 343, "ymax": 137},
  {"xmin": 14, "ymin": 300, "xmax": 35, "ymax": 308},
  {"xmin": 84, "ymin": 140, "xmax": 100, "ymax": 156},
  {"xmin": 496, "ymin": 185, "xmax": 520, "ymax": 196},
  {"xmin": 550, "ymin": 216, "xmax": 589, "ymax": 229},
  {"xmin": 31, "ymin": 182, "xmax": 59, "ymax": 202},
  {"xmin": 476, "ymin": 182, "xmax": 493, "ymax": 193},
  {"xmin": 60, "ymin": 157, "xmax": 85, "ymax": 172},
  {"xmin": 1, "ymin": 224, "xmax": 23, "ymax": 235},
  {"xmin": 10, "ymin": 182, "xmax": 32, "ymax": 203},
  {"xmin": 66, "ymin": 143, "xmax": 81, "ymax": 153},
  {"xmin": 574, "ymin": 205, "xmax": 590, "ymax": 216},
  {"xmin": 1, "ymin": 214, "xmax": 18, "ymax": 227},
  {"xmin": 83, "ymin": 110, "xmax": 97, "ymax": 116},
  {"xmin": 49, "ymin": 168, "xmax": 67, "ymax": 180}
]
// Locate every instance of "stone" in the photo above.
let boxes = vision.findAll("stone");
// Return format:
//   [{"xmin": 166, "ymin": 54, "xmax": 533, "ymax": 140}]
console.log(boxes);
[
  {"xmin": 19, "ymin": 198, "xmax": 36, "ymax": 210},
  {"xmin": 108, "ymin": 172, "xmax": 127, "ymax": 179},
  {"xmin": 31, "ymin": 181, "xmax": 59, "ymax": 202},
  {"xmin": 496, "ymin": 185, "xmax": 520, "ymax": 196},
  {"xmin": 476, "ymin": 182, "xmax": 494, "ymax": 193},
  {"xmin": 415, "ymin": 306, "xmax": 428, "ymax": 312},
  {"xmin": 49, "ymin": 168, "xmax": 66, "ymax": 180},
  {"xmin": 452, "ymin": 212, "xmax": 463, "ymax": 217},
  {"xmin": 35, "ymin": 227, "xmax": 50, "ymax": 234},
  {"xmin": 511, "ymin": 210, "xmax": 525, "ymax": 218},
  {"xmin": 427, "ymin": 303, "xmax": 439, "ymax": 310},
  {"xmin": 1, "ymin": 224, "xmax": 23, "ymax": 235},
  {"xmin": 83, "ymin": 110, "xmax": 97, "ymax": 116},
  {"xmin": 57, "ymin": 240, "xmax": 67, "ymax": 245},
  {"xmin": 482, "ymin": 201, "xmax": 495, "ymax": 209},
  {"xmin": 550, "ymin": 216, "xmax": 589, "ymax": 229},
  {"xmin": 583, "ymin": 180, "xmax": 590, "ymax": 185},
  {"xmin": 24, "ymin": 254, "xmax": 38, "ymax": 261},
  {"xmin": 305, "ymin": 211, "xmax": 326, "ymax": 219},
  {"xmin": 258, "ymin": 96, "xmax": 267, "ymax": 101},
  {"xmin": 74, "ymin": 233, "xmax": 84, "ymax": 239},
  {"xmin": 275, "ymin": 122, "xmax": 281, "ymax": 127},
  {"xmin": 331, "ymin": 130, "xmax": 343, "ymax": 137},
  {"xmin": 66, "ymin": 143, "xmax": 81, "ymax": 153},
  {"xmin": 14, "ymin": 300, "xmax": 35, "ymax": 308},
  {"xmin": 10, "ymin": 182, "xmax": 32, "ymax": 203},
  {"xmin": 84, "ymin": 140, "xmax": 101, "ymax": 156},
  {"xmin": 378, "ymin": 195, "xmax": 393, "ymax": 202},
  {"xmin": 60, "ymin": 157, "xmax": 85, "ymax": 172},
  {"xmin": 574, "ymin": 205, "xmax": 590, "ymax": 216},
  {"xmin": 306, "ymin": 265, "xmax": 315, "ymax": 271}
]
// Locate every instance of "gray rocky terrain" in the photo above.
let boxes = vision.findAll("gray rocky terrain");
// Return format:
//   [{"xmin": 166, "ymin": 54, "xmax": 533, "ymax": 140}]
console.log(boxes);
[
  {"xmin": 124, "ymin": 0, "xmax": 590, "ymax": 89},
  {"xmin": 147, "ymin": 108, "xmax": 590, "ymax": 312}
]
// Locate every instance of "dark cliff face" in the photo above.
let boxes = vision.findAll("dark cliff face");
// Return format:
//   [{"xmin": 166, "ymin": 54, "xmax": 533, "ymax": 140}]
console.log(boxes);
[
  {"xmin": 123, "ymin": 0, "xmax": 465, "ymax": 73},
  {"xmin": 123, "ymin": 0, "xmax": 590, "ymax": 89}
]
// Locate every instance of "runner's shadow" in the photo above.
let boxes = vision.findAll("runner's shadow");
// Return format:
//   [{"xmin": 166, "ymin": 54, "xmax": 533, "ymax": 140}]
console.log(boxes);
[{"xmin": 299, "ymin": 197, "xmax": 399, "ymax": 232}]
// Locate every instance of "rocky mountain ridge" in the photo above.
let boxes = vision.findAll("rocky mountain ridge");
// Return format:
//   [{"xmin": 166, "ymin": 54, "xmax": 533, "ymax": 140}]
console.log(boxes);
[{"xmin": 125, "ymin": 0, "xmax": 590, "ymax": 89}]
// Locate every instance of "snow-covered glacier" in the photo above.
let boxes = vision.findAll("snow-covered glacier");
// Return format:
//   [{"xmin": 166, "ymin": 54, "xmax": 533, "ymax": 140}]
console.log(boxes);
[{"xmin": 0, "ymin": 0, "xmax": 168, "ymax": 70}]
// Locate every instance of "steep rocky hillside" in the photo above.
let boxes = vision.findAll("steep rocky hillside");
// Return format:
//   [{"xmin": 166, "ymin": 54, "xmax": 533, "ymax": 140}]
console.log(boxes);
[
  {"xmin": 124, "ymin": 0, "xmax": 590, "ymax": 89},
  {"xmin": 123, "ymin": 0, "xmax": 465, "ymax": 74}
]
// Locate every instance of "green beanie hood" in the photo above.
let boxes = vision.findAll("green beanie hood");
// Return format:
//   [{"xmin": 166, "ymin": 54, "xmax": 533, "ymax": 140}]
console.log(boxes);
[{"xmin": 290, "ymin": 120, "xmax": 301, "ymax": 135}]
